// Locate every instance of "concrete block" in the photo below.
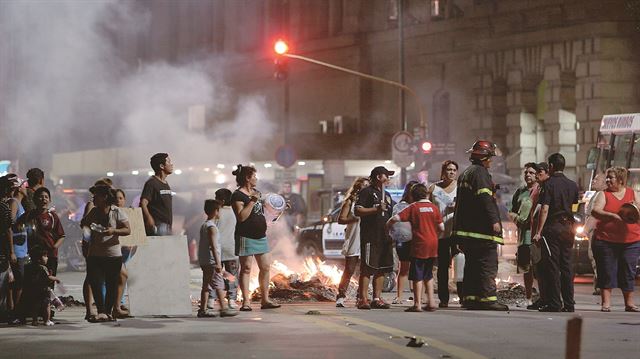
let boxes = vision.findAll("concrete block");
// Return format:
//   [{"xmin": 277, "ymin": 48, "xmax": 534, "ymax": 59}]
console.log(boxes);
[{"xmin": 127, "ymin": 235, "xmax": 192, "ymax": 317}]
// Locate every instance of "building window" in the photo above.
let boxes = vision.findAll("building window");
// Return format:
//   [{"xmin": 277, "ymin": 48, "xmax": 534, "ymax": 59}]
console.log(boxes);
[
  {"xmin": 433, "ymin": 91, "xmax": 450, "ymax": 141},
  {"xmin": 301, "ymin": 0, "xmax": 330, "ymax": 40},
  {"xmin": 236, "ymin": 1, "xmax": 264, "ymax": 52}
]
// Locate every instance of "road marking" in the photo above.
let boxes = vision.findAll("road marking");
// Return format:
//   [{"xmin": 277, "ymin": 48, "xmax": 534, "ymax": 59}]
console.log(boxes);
[
  {"xmin": 340, "ymin": 315, "xmax": 488, "ymax": 359},
  {"xmin": 298, "ymin": 314, "xmax": 435, "ymax": 359}
]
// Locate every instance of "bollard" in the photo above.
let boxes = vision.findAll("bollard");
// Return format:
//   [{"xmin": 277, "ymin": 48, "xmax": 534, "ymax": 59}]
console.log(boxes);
[{"xmin": 565, "ymin": 316, "xmax": 582, "ymax": 359}]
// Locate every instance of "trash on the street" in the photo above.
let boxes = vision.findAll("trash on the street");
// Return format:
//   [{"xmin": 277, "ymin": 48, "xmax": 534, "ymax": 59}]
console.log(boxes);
[{"xmin": 405, "ymin": 336, "xmax": 427, "ymax": 347}]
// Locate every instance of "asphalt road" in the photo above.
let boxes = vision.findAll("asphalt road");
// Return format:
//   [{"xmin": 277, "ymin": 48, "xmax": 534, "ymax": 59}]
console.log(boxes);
[{"xmin": 1, "ymin": 268, "xmax": 639, "ymax": 359}]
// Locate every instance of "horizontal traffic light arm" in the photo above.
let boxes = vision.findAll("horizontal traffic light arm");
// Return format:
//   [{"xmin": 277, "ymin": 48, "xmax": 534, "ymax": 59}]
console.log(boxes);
[{"xmin": 282, "ymin": 52, "xmax": 426, "ymax": 129}]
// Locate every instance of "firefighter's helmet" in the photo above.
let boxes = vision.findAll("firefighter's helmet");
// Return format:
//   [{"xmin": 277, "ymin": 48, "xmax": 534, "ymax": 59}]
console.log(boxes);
[{"xmin": 466, "ymin": 140, "xmax": 501, "ymax": 161}]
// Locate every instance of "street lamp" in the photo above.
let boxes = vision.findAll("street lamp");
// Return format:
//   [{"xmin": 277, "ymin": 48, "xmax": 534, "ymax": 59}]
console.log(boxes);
[{"xmin": 272, "ymin": 40, "xmax": 427, "ymax": 131}]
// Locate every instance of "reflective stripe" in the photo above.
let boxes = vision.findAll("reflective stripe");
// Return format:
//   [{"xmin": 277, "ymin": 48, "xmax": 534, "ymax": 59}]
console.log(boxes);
[
  {"xmin": 454, "ymin": 230, "xmax": 504, "ymax": 244},
  {"xmin": 476, "ymin": 188, "xmax": 493, "ymax": 196},
  {"xmin": 464, "ymin": 296, "xmax": 478, "ymax": 301},
  {"xmin": 480, "ymin": 296, "xmax": 498, "ymax": 302}
]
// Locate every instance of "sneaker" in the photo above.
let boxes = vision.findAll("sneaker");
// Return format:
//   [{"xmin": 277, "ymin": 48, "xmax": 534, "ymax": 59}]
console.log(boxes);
[
  {"xmin": 391, "ymin": 297, "xmax": 403, "ymax": 304},
  {"xmin": 538, "ymin": 305, "xmax": 562, "ymax": 312},
  {"xmin": 527, "ymin": 300, "xmax": 541, "ymax": 310},
  {"xmin": 336, "ymin": 297, "xmax": 346, "ymax": 308},
  {"xmin": 197, "ymin": 309, "xmax": 218, "ymax": 318},
  {"xmin": 227, "ymin": 299, "xmax": 238, "ymax": 310},
  {"xmin": 370, "ymin": 299, "xmax": 391, "ymax": 309},
  {"xmin": 220, "ymin": 309, "xmax": 238, "ymax": 317},
  {"xmin": 207, "ymin": 302, "xmax": 215, "ymax": 310},
  {"xmin": 45, "ymin": 320, "xmax": 54, "ymax": 326},
  {"xmin": 357, "ymin": 299, "xmax": 371, "ymax": 310}
]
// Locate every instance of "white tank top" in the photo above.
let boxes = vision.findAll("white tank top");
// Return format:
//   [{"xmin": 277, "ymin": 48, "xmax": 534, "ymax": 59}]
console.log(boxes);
[{"xmin": 431, "ymin": 183, "xmax": 457, "ymax": 238}]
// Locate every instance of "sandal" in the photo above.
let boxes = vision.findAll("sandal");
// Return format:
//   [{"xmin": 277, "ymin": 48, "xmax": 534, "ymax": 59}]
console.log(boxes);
[
  {"xmin": 404, "ymin": 306, "xmax": 423, "ymax": 312},
  {"xmin": 600, "ymin": 306, "xmax": 611, "ymax": 312},
  {"xmin": 261, "ymin": 302, "xmax": 281, "ymax": 309},
  {"xmin": 422, "ymin": 305, "xmax": 437, "ymax": 312},
  {"xmin": 391, "ymin": 297, "xmax": 403, "ymax": 304},
  {"xmin": 239, "ymin": 305, "xmax": 253, "ymax": 312},
  {"xmin": 87, "ymin": 315, "xmax": 99, "ymax": 323},
  {"xmin": 625, "ymin": 305, "xmax": 640, "ymax": 312}
]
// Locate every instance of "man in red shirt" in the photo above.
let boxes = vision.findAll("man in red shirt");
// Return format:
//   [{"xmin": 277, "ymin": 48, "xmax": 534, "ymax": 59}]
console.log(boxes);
[{"xmin": 387, "ymin": 184, "xmax": 443, "ymax": 312}]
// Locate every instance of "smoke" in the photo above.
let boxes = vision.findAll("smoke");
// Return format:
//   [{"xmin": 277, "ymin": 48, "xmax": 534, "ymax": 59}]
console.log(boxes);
[{"xmin": 0, "ymin": 0, "xmax": 275, "ymax": 170}]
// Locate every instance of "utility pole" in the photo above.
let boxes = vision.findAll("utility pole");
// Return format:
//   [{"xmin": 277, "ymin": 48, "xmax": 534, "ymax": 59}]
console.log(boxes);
[{"xmin": 398, "ymin": 0, "xmax": 407, "ymax": 186}]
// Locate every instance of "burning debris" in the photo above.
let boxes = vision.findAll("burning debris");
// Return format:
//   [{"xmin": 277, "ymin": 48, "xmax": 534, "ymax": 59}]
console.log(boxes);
[
  {"xmin": 495, "ymin": 280, "xmax": 539, "ymax": 305},
  {"xmin": 250, "ymin": 258, "xmax": 357, "ymax": 303}
]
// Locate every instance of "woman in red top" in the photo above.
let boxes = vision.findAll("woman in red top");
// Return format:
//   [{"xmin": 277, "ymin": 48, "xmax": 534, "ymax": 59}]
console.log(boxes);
[{"xmin": 590, "ymin": 167, "xmax": 640, "ymax": 312}]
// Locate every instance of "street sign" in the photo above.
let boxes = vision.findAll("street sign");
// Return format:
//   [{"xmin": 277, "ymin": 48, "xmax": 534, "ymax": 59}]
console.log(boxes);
[
  {"xmin": 275, "ymin": 144, "xmax": 297, "ymax": 168},
  {"xmin": 431, "ymin": 143, "xmax": 457, "ymax": 156},
  {"xmin": 391, "ymin": 131, "xmax": 414, "ymax": 168},
  {"xmin": 275, "ymin": 168, "xmax": 297, "ymax": 183}
]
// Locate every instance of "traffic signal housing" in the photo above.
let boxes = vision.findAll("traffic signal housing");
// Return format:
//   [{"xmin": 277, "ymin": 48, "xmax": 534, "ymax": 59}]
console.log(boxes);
[
  {"xmin": 414, "ymin": 140, "xmax": 432, "ymax": 171},
  {"xmin": 273, "ymin": 39, "xmax": 289, "ymax": 80}
]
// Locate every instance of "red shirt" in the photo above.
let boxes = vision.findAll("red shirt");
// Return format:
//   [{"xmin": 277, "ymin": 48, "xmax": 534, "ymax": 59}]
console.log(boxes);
[
  {"xmin": 594, "ymin": 188, "xmax": 640, "ymax": 244},
  {"xmin": 27, "ymin": 210, "xmax": 65, "ymax": 258},
  {"xmin": 397, "ymin": 200, "xmax": 442, "ymax": 259}
]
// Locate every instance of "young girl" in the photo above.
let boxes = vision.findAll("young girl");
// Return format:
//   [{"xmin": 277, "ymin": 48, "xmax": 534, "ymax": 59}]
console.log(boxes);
[{"xmin": 335, "ymin": 177, "xmax": 369, "ymax": 308}]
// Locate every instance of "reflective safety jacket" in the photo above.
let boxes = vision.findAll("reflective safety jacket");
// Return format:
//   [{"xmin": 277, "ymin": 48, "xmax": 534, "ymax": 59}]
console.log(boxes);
[{"xmin": 452, "ymin": 163, "xmax": 503, "ymax": 244}]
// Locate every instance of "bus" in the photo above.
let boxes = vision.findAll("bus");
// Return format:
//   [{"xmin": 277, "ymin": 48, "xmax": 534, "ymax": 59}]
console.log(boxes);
[{"xmin": 587, "ymin": 113, "xmax": 640, "ymax": 191}]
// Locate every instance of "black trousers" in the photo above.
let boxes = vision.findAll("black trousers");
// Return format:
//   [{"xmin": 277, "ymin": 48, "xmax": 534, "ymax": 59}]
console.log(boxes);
[
  {"xmin": 437, "ymin": 237, "xmax": 457, "ymax": 303},
  {"xmin": 540, "ymin": 221, "xmax": 575, "ymax": 310},
  {"xmin": 461, "ymin": 238, "xmax": 498, "ymax": 302},
  {"xmin": 87, "ymin": 256, "xmax": 122, "ymax": 315}
]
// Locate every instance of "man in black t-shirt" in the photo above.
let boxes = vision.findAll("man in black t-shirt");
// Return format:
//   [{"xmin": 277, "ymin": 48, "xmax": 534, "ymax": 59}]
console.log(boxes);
[
  {"xmin": 140, "ymin": 153, "xmax": 174, "ymax": 236},
  {"xmin": 355, "ymin": 166, "xmax": 395, "ymax": 310},
  {"xmin": 0, "ymin": 175, "xmax": 16, "ymax": 321},
  {"xmin": 532, "ymin": 153, "xmax": 579, "ymax": 312}
]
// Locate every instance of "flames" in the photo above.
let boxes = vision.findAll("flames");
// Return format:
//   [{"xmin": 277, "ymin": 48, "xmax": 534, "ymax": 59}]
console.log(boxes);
[{"xmin": 247, "ymin": 257, "xmax": 344, "ymax": 295}]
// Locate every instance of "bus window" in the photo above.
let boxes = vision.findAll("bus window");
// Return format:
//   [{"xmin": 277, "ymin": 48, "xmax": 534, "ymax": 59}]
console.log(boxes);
[
  {"xmin": 630, "ymin": 135, "xmax": 640, "ymax": 169},
  {"xmin": 628, "ymin": 169, "xmax": 640, "ymax": 192},
  {"xmin": 611, "ymin": 134, "xmax": 634, "ymax": 167}
]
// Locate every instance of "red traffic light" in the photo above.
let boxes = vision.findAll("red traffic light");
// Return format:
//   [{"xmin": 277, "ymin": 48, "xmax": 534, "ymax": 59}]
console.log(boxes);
[
  {"xmin": 274, "ymin": 39, "xmax": 289, "ymax": 55},
  {"xmin": 421, "ymin": 141, "xmax": 432, "ymax": 154}
]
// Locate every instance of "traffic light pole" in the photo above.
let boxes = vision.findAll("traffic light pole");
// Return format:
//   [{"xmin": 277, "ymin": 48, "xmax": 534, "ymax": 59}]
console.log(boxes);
[
  {"xmin": 398, "ymin": 0, "xmax": 407, "ymax": 186},
  {"xmin": 281, "ymin": 53, "xmax": 426, "ymax": 129}
]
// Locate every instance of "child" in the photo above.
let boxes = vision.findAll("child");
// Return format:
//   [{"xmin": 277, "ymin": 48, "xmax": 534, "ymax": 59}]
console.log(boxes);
[
  {"xmin": 198, "ymin": 199, "xmax": 238, "ymax": 318},
  {"xmin": 21, "ymin": 246, "xmax": 60, "ymax": 326},
  {"xmin": 19, "ymin": 187, "xmax": 65, "ymax": 291},
  {"xmin": 215, "ymin": 188, "xmax": 239, "ymax": 310},
  {"xmin": 386, "ymin": 183, "xmax": 443, "ymax": 312}
]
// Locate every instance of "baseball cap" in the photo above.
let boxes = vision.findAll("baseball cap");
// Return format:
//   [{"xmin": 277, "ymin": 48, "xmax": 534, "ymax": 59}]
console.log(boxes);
[{"xmin": 370, "ymin": 166, "xmax": 395, "ymax": 179}]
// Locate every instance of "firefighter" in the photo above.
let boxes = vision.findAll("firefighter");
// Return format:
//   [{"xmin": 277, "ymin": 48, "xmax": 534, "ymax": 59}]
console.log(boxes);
[{"xmin": 453, "ymin": 140, "xmax": 508, "ymax": 311}]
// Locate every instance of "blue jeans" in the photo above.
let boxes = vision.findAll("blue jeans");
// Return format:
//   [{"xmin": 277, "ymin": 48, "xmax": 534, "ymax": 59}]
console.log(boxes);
[
  {"xmin": 592, "ymin": 239, "xmax": 640, "ymax": 292},
  {"xmin": 149, "ymin": 222, "xmax": 172, "ymax": 236}
]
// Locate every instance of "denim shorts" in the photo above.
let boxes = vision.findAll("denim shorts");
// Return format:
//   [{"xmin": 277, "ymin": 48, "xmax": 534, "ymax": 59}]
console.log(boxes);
[
  {"xmin": 408, "ymin": 257, "xmax": 435, "ymax": 282},
  {"xmin": 592, "ymin": 239, "xmax": 640, "ymax": 292}
]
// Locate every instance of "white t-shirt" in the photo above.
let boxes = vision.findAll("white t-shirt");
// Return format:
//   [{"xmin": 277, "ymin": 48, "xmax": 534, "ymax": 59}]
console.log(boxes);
[
  {"xmin": 88, "ymin": 206, "xmax": 129, "ymax": 257},
  {"xmin": 341, "ymin": 203, "xmax": 361, "ymax": 257},
  {"xmin": 431, "ymin": 184, "xmax": 457, "ymax": 238},
  {"xmin": 390, "ymin": 201, "xmax": 412, "ymax": 243},
  {"xmin": 216, "ymin": 207, "xmax": 237, "ymax": 261}
]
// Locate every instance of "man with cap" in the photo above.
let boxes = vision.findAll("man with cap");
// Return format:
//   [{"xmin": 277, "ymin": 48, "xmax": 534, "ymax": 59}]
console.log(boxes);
[
  {"xmin": 354, "ymin": 166, "xmax": 396, "ymax": 309},
  {"xmin": 453, "ymin": 140, "xmax": 508, "ymax": 310},
  {"xmin": 532, "ymin": 153, "xmax": 579, "ymax": 312}
]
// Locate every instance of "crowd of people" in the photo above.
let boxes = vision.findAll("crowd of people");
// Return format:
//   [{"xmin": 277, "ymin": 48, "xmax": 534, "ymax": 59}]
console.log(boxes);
[
  {"xmin": 336, "ymin": 140, "xmax": 640, "ymax": 313},
  {"xmin": 1, "ymin": 140, "xmax": 639, "ymax": 326}
]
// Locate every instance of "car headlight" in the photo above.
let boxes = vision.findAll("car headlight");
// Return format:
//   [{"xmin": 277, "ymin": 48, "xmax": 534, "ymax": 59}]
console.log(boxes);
[
  {"xmin": 575, "ymin": 225, "xmax": 584, "ymax": 235},
  {"xmin": 574, "ymin": 225, "xmax": 587, "ymax": 241}
]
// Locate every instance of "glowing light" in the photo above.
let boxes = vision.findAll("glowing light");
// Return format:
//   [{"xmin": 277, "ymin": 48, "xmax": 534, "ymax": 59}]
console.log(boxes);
[
  {"xmin": 384, "ymin": 160, "xmax": 392, "ymax": 164},
  {"xmin": 274, "ymin": 39, "xmax": 289, "ymax": 55},
  {"xmin": 217, "ymin": 164, "xmax": 225, "ymax": 169},
  {"xmin": 147, "ymin": 171, "xmax": 154, "ymax": 176},
  {"xmin": 297, "ymin": 161, "xmax": 306, "ymax": 166},
  {"xmin": 264, "ymin": 163, "xmax": 272, "ymax": 168},
  {"xmin": 215, "ymin": 174, "xmax": 226, "ymax": 184},
  {"xmin": 175, "ymin": 169, "xmax": 183, "ymax": 175},
  {"xmin": 203, "ymin": 167, "xmax": 210, "ymax": 172},
  {"xmin": 421, "ymin": 141, "xmax": 433, "ymax": 153},
  {"xmin": 58, "ymin": 179, "xmax": 64, "ymax": 185},
  {"xmin": 131, "ymin": 170, "xmax": 139, "ymax": 175},
  {"xmin": 106, "ymin": 172, "xmax": 114, "ymax": 177},
  {"xmin": 575, "ymin": 225, "xmax": 584, "ymax": 235}
]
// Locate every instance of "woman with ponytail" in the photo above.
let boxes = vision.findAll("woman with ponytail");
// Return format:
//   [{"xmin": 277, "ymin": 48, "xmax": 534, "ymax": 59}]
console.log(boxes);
[{"xmin": 230, "ymin": 165, "xmax": 280, "ymax": 311}]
